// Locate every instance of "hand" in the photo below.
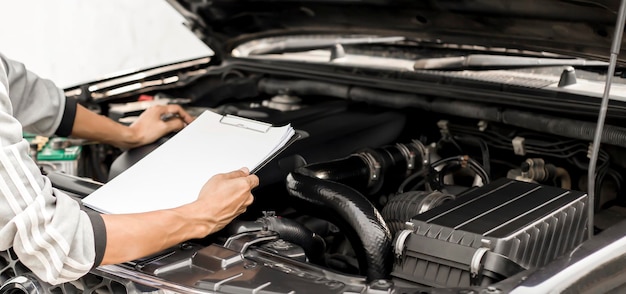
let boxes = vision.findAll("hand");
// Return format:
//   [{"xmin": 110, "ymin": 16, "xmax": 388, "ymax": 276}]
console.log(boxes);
[
  {"xmin": 127, "ymin": 104, "xmax": 195, "ymax": 148},
  {"xmin": 100, "ymin": 168, "xmax": 257, "ymax": 265},
  {"xmin": 182, "ymin": 168, "xmax": 259, "ymax": 237}
]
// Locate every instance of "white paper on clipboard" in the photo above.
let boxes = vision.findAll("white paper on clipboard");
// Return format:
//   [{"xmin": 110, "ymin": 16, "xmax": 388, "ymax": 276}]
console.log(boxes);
[{"xmin": 81, "ymin": 110, "xmax": 296, "ymax": 214}]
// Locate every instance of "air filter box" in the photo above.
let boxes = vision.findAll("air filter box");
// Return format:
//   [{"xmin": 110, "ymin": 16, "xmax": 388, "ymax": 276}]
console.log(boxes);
[{"xmin": 391, "ymin": 179, "xmax": 589, "ymax": 288}]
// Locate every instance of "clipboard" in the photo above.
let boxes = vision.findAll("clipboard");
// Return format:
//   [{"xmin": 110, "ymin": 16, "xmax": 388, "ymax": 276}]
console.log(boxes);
[
  {"xmin": 250, "ymin": 130, "xmax": 302, "ymax": 174},
  {"xmin": 219, "ymin": 114, "xmax": 301, "ymax": 173},
  {"xmin": 82, "ymin": 110, "xmax": 299, "ymax": 214},
  {"xmin": 219, "ymin": 114, "xmax": 273, "ymax": 133}
]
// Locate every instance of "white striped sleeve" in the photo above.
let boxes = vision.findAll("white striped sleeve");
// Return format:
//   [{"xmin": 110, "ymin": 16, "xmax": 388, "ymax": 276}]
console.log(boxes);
[
  {"xmin": 0, "ymin": 140, "xmax": 96, "ymax": 284},
  {"xmin": 0, "ymin": 56, "xmax": 105, "ymax": 285}
]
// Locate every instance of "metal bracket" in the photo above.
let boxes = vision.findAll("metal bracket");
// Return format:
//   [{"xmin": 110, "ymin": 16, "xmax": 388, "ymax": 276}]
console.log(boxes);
[
  {"xmin": 224, "ymin": 230, "xmax": 279, "ymax": 254},
  {"xmin": 512, "ymin": 136, "xmax": 526, "ymax": 156},
  {"xmin": 437, "ymin": 120, "xmax": 449, "ymax": 136}
]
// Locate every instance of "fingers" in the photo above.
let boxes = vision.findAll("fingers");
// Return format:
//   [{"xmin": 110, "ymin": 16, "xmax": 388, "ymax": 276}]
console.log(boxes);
[
  {"xmin": 214, "ymin": 169, "xmax": 260, "ymax": 190},
  {"xmin": 163, "ymin": 117, "xmax": 187, "ymax": 132},
  {"xmin": 244, "ymin": 193, "xmax": 254, "ymax": 206},
  {"xmin": 245, "ymin": 174, "xmax": 260, "ymax": 189},
  {"xmin": 154, "ymin": 105, "xmax": 194, "ymax": 133},
  {"xmin": 164, "ymin": 104, "xmax": 195, "ymax": 124}
]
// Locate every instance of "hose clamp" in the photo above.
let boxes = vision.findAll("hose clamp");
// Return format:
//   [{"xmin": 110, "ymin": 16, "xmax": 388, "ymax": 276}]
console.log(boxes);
[
  {"xmin": 410, "ymin": 139, "xmax": 429, "ymax": 167},
  {"xmin": 470, "ymin": 247, "xmax": 490, "ymax": 286},
  {"xmin": 0, "ymin": 276, "xmax": 41, "ymax": 294},
  {"xmin": 357, "ymin": 152, "xmax": 381, "ymax": 187},
  {"xmin": 396, "ymin": 143, "xmax": 415, "ymax": 171},
  {"xmin": 394, "ymin": 229, "xmax": 413, "ymax": 258}
]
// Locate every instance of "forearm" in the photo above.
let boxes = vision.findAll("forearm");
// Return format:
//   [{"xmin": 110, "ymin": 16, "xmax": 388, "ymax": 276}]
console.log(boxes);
[
  {"xmin": 100, "ymin": 205, "xmax": 208, "ymax": 264},
  {"xmin": 98, "ymin": 169, "xmax": 257, "ymax": 265},
  {"xmin": 71, "ymin": 104, "xmax": 139, "ymax": 149},
  {"xmin": 70, "ymin": 103, "xmax": 193, "ymax": 149}
]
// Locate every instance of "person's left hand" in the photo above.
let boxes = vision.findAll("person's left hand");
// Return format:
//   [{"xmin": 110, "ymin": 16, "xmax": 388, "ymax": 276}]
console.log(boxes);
[{"xmin": 127, "ymin": 104, "xmax": 194, "ymax": 148}]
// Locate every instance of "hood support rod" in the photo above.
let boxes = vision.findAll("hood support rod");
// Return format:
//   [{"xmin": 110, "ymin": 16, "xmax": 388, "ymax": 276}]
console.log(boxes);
[{"xmin": 588, "ymin": 0, "xmax": 626, "ymax": 240}]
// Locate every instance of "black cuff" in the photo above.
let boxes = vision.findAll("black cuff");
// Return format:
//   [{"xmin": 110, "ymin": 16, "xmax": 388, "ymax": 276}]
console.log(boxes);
[
  {"xmin": 86, "ymin": 211, "xmax": 107, "ymax": 268},
  {"xmin": 54, "ymin": 97, "xmax": 78, "ymax": 137}
]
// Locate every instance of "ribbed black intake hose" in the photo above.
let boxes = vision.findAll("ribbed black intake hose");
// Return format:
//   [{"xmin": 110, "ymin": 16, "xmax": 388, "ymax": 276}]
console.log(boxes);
[
  {"xmin": 383, "ymin": 191, "xmax": 429, "ymax": 237},
  {"xmin": 286, "ymin": 172, "xmax": 392, "ymax": 281},
  {"xmin": 382, "ymin": 191, "xmax": 455, "ymax": 237},
  {"xmin": 227, "ymin": 217, "xmax": 326, "ymax": 265}
]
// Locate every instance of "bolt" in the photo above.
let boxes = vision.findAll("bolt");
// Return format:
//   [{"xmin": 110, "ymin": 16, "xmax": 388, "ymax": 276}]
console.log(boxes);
[
  {"xmin": 326, "ymin": 281, "xmax": 344, "ymax": 288},
  {"xmin": 376, "ymin": 280, "xmax": 389, "ymax": 286},
  {"xmin": 478, "ymin": 120, "xmax": 488, "ymax": 132},
  {"xmin": 243, "ymin": 262, "xmax": 257, "ymax": 269}
]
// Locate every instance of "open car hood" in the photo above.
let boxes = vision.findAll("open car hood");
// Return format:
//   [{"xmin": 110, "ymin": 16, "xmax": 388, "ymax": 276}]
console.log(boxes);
[{"xmin": 167, "ymin": 0, "xmax": 626, "ymax": 64}]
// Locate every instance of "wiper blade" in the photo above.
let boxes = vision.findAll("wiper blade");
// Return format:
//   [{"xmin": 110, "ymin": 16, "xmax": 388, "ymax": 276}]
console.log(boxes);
[
  {"xmin": 248, "ymin": 36, "xmax": 405, "ymax": 55},
  {"xmin": 413, "ymin": 54, "xmax": 608, "ymax": 70}
]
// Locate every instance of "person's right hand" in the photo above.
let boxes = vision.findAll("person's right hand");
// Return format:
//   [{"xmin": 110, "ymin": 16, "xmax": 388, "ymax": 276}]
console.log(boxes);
[
  {"xmin": 99, "ymin": 168, "xmax": 257, "ymax": 266},
  {"xmin": 180, "ymin": 167, "xmax": 258, "ymax": 238}
]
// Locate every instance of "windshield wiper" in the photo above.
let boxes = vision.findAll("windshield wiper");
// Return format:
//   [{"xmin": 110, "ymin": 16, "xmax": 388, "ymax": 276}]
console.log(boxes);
[
  {"xmin": 248, "ymin": 36, "xmax": 405, "ymax": 55},
  {"xmin": 413, "ymin": 54, "xmax": 608, "ymax": 70}
]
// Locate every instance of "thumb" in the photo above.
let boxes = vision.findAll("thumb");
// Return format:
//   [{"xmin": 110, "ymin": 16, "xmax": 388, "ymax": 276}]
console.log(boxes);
[{"xmin": 245, "ymin": 174, "xmax": 260, "ymax": 189}]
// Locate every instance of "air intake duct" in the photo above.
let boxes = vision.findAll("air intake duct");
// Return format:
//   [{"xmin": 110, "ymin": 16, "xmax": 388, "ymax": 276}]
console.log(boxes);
[{"xmin": 286, "ymin": 140, "xmax": 427, "ymax": 281}]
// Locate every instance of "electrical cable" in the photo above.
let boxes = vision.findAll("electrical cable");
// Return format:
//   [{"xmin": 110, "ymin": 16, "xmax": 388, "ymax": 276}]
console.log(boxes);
[
  {"xmin": 397, "ymin": 168, "xmax": 429, "ymax": 194},
  {"xmin": 452, "ymin": 135, "xmax": 491, "ymax": 177}
]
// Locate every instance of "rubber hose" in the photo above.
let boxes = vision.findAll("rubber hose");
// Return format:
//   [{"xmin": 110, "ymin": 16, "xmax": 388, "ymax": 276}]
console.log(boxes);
[
  {"xmin": 502, "ymin": 110, "xmax": 626, "ymax": 148},
  {"xmin": 555, "ymin": 167, "xmax": 572, "ymax": 190},
  {"xmin": 258, "ymin": 78, "xmax": 626, "ymax": 148},
  {"xmin": 286, "ymin": 172, "xmax": 392, "ymax": 281},
  {"xmin": 348, "ymin": 87, "xmax": 431, "ymax": 110},
  {"xmin": 430, "ymin": 99, "xmax": 501, "ymax": 121},
  {"xmin": 258, "ymin": 78, "xmax": 350, "ymax": 98},
  {"xmin": 296, "ymin": 156, "xmax": 371, "ymax": 193},
  {"xmin": 262, "ymin": 217, "xmax": 326, "ymax": 265},
  {"xmin": 227, "ymin": 217, "xmax": 326, "ymax": 265},
  {"xmin": 386, "ymin": 221, "xmax": 408, "ymax": 239},
  {"xmin": 349, "ymin": 86, "xmax": 502, "ymax": 121},
  {"xmin": 382, "ymin": 191, "xmax": 454, "ymax": 236},
  {"xmin": 297, "ymin": 146, "xmax": 417, "ymax": 195},
  {"xmin": 376, "ymin": 145, "xmax": 424, "ymax": 192}
]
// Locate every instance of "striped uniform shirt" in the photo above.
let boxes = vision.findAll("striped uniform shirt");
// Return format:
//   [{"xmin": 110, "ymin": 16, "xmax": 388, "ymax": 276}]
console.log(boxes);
[{"xmin": 0, "ymin": 53, "xmax": 106, "ymax": 285}]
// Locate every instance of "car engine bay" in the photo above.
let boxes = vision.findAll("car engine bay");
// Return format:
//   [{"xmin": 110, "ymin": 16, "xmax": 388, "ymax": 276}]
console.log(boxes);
[{"xmin": 3, "ymin": 63, "xmax": 626, "ymax": 293}]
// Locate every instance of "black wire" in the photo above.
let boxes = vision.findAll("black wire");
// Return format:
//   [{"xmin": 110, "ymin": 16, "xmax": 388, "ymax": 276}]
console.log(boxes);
[
  {"xmin": 397, "ymin": 168, "xmax": 429, "ymax": 194},
  {"xmin": 453, "ymin": 135, "xmax": 491, "ymax": 177},
  {"xmin": 449, "ymin": 123, "xmax": 611, "ymax": 175}
]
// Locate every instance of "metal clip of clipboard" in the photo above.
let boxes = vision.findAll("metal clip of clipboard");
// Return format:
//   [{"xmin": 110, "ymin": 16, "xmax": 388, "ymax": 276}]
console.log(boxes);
[{"xmin": 219, "ymin": 114, "xmax": 272, "ymax": 133}]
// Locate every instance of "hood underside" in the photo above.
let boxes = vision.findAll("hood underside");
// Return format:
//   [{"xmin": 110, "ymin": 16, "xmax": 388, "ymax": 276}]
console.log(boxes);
[{"xmin": 168, "ymin": 0, "xmax": 626, "ymax": 64}]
